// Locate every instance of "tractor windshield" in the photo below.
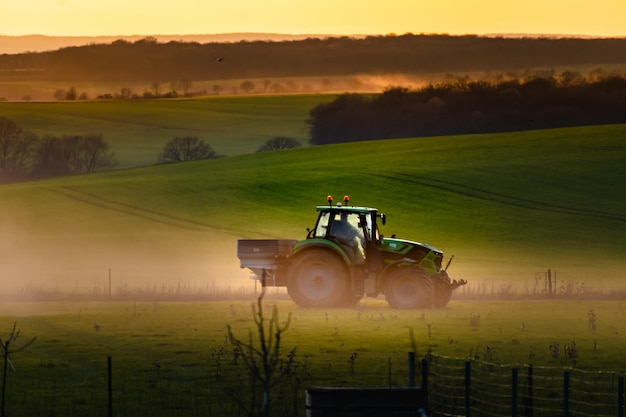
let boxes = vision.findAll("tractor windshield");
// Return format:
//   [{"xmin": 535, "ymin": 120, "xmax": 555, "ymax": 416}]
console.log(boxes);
[
  {"xmin": 314, "ymin": 209, "xmax": 375, "ymax": 243},
  {"xmin": 329, "ymin": 212, "xmax": 365, "ymax": 242},
  {"xmin": 313, "ymin": 211, "xmax": 331, "ymax": 238}
]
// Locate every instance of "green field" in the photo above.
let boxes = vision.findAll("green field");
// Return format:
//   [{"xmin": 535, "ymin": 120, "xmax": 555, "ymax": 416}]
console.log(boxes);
[
  {"xmin": 1, "ymin": 93, "xmax": 625, "ymax": 415},
  {"xmin": 0, "ymin": 94, "xmax": 335, "ymax": 167},
  {"xmin": 0, "ymin": 299, "xmax": 624, "ymax": 416},
  {"xmin": 0, "ymin": 114, "xmax": 624, "ymax": 297},
  {"xmin": 3, "ymin": 298, "xmax": 618, "ymax": 369}
]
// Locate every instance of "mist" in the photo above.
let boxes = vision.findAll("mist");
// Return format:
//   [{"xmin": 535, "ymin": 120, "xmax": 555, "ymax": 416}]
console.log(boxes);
[
  {"xmin": 0, "ymin": 220, "xmax": 252, "ymax": 300},
  {"xmin": 0, "ymin": 72, "xmax": 435, "ymax": 102}
]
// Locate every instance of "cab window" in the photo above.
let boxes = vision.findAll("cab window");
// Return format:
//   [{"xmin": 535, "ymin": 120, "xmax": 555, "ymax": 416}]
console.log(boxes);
[{"xmin": 314, "ymin": 211, "xmax": 331, "ymax": 238}]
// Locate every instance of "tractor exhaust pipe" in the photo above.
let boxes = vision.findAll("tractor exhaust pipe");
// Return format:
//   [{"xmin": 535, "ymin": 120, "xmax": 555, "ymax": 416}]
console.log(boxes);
[{"xmin": 444, "ymin": 254, "xmax": 455, "ymax": 272}]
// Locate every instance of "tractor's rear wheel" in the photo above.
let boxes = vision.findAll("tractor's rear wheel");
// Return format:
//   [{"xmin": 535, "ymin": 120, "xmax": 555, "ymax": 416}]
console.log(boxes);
[
  {"xmin": 385, "ymin": 267, "xmax": 434, "ymax": 309},
  {"xmin": 287, "ymin": 249, "xmax": 351, "ymax": 308}
]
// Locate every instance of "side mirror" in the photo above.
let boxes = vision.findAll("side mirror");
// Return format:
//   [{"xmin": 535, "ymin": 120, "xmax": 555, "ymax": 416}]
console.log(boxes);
[{"xmin": 379, "ymin": 213, "xmax": 386, "ymax": 226}]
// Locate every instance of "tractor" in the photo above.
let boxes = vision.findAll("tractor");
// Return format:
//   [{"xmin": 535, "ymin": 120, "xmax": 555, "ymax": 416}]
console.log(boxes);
[{"xmin": 237, "ymin": 195, "xmax": 466, "ymax": 308}]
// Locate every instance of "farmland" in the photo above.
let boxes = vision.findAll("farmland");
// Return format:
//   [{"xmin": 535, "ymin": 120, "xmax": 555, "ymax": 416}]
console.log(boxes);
[
  {"xmin": 0, "ymin": 94, "xmax": 335, "ymax": 167},
  {"xmin": 1, "ymin": 299, "xmax": 625, "ymax": 416},
  {"xmin": 0, "ymin": 92, "xmax": 625, "ymax": 416},
  {"xmin": 3, "ymin": 298, "xmax": 620, "ymax": 369},
  {"xmin": 0, "ymin": 109, "xmax": 624, "ymax": 297}
]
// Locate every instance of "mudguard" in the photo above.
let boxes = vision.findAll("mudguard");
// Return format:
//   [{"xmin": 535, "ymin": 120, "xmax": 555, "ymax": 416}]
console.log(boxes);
[{"xmin": 291, "ymin": 238, "xmax": 352, "ymax": 266}]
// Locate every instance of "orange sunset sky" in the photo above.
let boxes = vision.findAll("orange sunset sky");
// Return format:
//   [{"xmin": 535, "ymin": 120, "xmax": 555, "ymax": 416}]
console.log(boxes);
[{"xmin": 1, "ymin": 0, "xmax": 625, "ymax": 38}]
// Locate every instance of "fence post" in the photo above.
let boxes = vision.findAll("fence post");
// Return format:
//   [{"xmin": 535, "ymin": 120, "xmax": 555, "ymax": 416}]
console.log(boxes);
[
  {"xmin": 108, "ymin": 356, "xmax": 113, "ymax": 417},
  {"xmin": 421, "ymin": 358, "xmax": 429, "ymax": 413},
  {"xmin": 547, "ymin": 269, "xmax": 552, "ymax": 295},
  {"xmin": 512, "ymin": 368, "xmax": 518, "ymax": 417},
  {"xmin": 618, "ymin": 375, "xmax": 624, "ymax": 417},
  {"xmin": 408, "ymin": 352, "xmax": 415, "ymax": 387},
  {"xmin": 563, "ymin": 371, "xmax": 570, "ymax": 417},
  {"xmin": 526, "ymin": 364, "xmax": 534, "ymax": 417},
  {"xmin": 465, "ymin": 361, "xmax": 471, "ymax": 417}
]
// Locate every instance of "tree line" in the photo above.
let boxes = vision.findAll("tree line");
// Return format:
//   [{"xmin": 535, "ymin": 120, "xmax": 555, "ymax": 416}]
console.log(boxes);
[
  {"xmin": 0, "ymin": 118, "xmax": 226, "ymax": 183},
  {"xmin": 306, "ymin": 72, "xmax": 626, "ymax": 144},
  {"xmin": 1, "ymin": 34, "xmax": 626, "ymax": 82},
  {"xmin": 0, "ymin": 116, "xmax": 301, "ymax": 183},
  {"xmin": 0, "ymin": 117, "xmax": 117, "ymax": 182}
]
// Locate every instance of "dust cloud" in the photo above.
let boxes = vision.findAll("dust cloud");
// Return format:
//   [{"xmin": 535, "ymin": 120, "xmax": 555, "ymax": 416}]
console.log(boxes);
[
  {"xmin": 0, "ymin": 74, "xmax": 432, "ymax": 102},
  {"xmin": 350, "ymin": 74, "xmax": 430, "ymax": 91},
  {"xmin": 0, "ymin": 221, "xmax": 252, "ymax": 300}
]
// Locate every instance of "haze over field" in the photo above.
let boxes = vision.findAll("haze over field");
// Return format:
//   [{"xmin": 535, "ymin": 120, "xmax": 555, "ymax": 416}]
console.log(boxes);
[
  {"xmin": 1, "ymin": 7, "xmax": 626, "ymax": 417},
  {"xmin": 1, "ymin": 123, "xmax": 624, "ymax": 299},
  {"xmin": 1, "ymin": 0, "xmax": 625, "ymax": 302}
]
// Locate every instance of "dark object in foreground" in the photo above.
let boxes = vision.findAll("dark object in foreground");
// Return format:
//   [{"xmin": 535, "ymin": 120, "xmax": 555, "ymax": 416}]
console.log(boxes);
[{"xmin": 306, "ymin": 387, "xmax": 426, "ymax": 417}]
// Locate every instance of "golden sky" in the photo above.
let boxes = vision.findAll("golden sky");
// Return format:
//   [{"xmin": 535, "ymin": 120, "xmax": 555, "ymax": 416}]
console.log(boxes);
[{"xmin": 1, "ymin": 0, "xmax": 625, "ymax": 37}]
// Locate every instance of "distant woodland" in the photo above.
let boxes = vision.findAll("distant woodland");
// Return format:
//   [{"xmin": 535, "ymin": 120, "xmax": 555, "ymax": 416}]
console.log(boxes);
[
  {"xmin": 1, "ymin": 34, "xmax": 626, "ymax": 82},
  {"xmin": 2, "ymin": 34, "xmax": 626, "ymax": 175},
  {"xmin": 307, "ymin": 75, "xmax": 626, "ymax": 143}
]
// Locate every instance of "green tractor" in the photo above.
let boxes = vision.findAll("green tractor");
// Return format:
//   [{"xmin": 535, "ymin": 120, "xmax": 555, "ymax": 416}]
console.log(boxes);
[{"xmin": 237, "ymin": 195, "xmax": 466, "ymax": 308}]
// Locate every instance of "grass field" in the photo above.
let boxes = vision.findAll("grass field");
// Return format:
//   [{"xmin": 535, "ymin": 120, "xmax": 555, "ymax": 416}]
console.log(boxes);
[
  {"xmin": 0, "ymin": 92, "xmax": 625, "ymax": 415},
  {"xmin": 0, "ymin": 94, "xmax": 336, "ymax": 167},
  {"xmin": 0, "ymin": 299, "xmax": 624, "ymax": 416},
  {"xmin": 0, "ymin": 119, "xmax": 624, "ymax": 297},
  {"xmin": 1, "ymin": 298, "xmax": 620, "ymax": 370}
]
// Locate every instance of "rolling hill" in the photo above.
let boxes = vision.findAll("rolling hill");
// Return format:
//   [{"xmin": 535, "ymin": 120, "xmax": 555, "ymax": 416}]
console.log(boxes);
[
  {"xmin": 0, "ymin": 95, "xmax": 334, "ymax": 167},
  {"xmin": 1, "ymin": 123, "xmax": 624, "ymax": 298}
]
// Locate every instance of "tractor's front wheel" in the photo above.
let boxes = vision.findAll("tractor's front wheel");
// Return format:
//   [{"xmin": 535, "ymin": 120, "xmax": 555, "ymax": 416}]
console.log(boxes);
[
  {"xmin": 287, "ymin": 249, "xmax": 351, "ymax": 308},
  {"xmin": 385, "ymin": 267, "xmax": 434, "ymax": 309}
]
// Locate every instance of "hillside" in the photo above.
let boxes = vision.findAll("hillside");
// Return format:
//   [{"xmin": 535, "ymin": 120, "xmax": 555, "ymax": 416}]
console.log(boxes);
[
  {"xmin": 0, "ymin": 33, "xmax": 332, "ymax": 54},
  {"xmin": 2, "ymin": 35, "xmax": 626, "ymax": 84},
  {"xmin": 0, "ymin": 95, "xmax": 334, "ymax": 168},
  {"xmin": 1, "ymin": 124, "xmax": 624, "ymax": 298}
]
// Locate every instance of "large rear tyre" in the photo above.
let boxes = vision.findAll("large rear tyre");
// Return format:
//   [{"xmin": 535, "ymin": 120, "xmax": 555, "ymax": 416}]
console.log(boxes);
[
  {"xmin": 287, "ymin": 249, "xmax": 351, "ymax": 308},
  {"xmin": 385, "ymin": 267, "xmax": 434, "ymax": 309}
]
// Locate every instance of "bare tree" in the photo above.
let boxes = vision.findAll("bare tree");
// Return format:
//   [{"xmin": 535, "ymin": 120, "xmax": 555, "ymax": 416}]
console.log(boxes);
[
  {"xmin": 179, "ymin": 78, "xmax": 193, "ymax": 96},
  {"xmin": 31, "ymin": 133, "xmax": 117, "ymax": 178},
  {"xmin": 71, "ymin": 133, "xmax": 117, "ymax": 173},
  {"xmin": 0, "ymin": 117, "xmax": 37, "ymax": 181},
  {"xmin": 227, "ymin": 289, "xmax": 292, "ymax": 417},
  {"xmin": 157, "ymin": 136, "xmax": 219, "ymax": 163},
  {"xmin": 150, "ymin": 82, "xmax": 161, "ymax": 97},
  {"xmin": 240, "ymin": 80, "xmax": 255, "ymax": 94},
  {"xmin": 53, "ymin": 88, "xmax": 66, "ymax": 101},
  {"xmin": 1, "ymin": 323, "xmax": 36, "ymax": 417},
  {"xmin": 256, "ymin": 137, "xmax": 302, "ymax": 153},
  {"xmin": 66, "ymin": 86, "xmax": 77, "ymax": 100},
  {"xmin": 31, "ymin": 135, "xmax": 70, "ymax": 177},
  {"xmin": 120, "ymin": 87, "xmax": 133, "ymax": 99}
]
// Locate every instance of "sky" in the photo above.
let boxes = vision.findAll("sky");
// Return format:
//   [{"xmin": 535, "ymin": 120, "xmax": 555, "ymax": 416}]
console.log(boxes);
[{"xmin": 1, "ymin": 0, "xmax": 625, "ymax": 38}]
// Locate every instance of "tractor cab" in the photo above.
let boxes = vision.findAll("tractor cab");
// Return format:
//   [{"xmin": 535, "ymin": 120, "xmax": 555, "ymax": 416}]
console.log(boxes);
[
  {"xmin": 310, "ymin": 195, "xmax": 384, "ymax": 243},
  {"xmin": 307, "ymin": 195, "xmax": 386, "ymax": 264}
]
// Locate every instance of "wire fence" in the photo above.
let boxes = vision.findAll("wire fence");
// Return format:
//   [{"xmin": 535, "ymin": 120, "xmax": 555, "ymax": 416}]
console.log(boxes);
[
  {"xmin": 427, "ymin": 355, "xmax": 625, "ymax": 417},
  {"xmin": 3, "ymin": 352, "xmax": 625, "ymax": 417}
]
